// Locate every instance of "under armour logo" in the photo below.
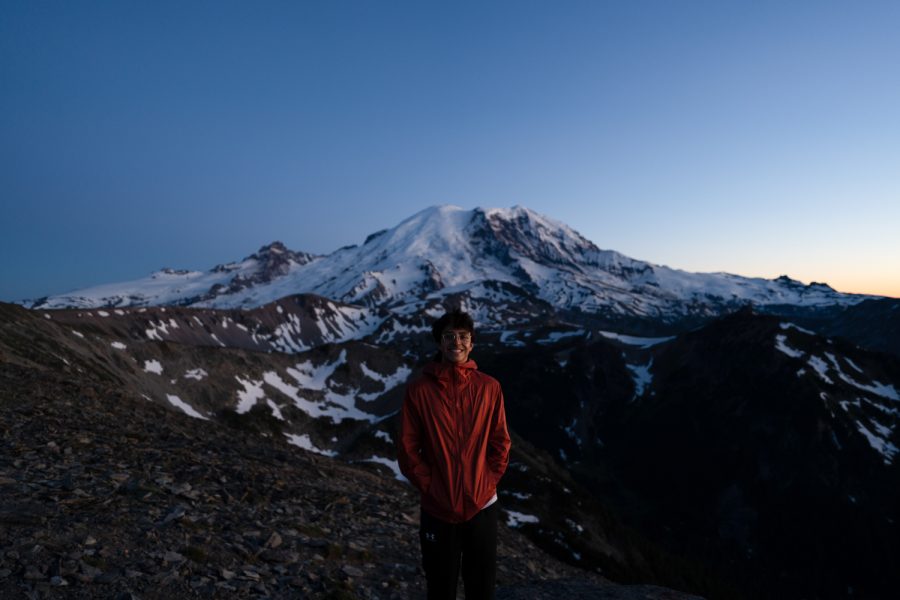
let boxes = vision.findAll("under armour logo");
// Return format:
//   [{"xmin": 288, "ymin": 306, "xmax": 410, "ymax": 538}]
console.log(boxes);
[{"xmin": 425, "ymin": 532, "xmax": 436, "ymax": 542}]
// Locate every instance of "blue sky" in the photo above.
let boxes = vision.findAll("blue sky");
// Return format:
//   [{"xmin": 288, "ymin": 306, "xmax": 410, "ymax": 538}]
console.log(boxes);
[{"xmin": 2, "ymin": 0, "xmax": 898, "ymax": 301}]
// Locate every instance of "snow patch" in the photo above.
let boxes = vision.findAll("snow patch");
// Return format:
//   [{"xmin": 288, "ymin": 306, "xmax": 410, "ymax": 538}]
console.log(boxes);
[
  {"xmin": 143, "ymin": 360, "xmax": 163, "ymax": 375},
  {"xmin": 266, "ymin": 399, "xmax": 285, "ymax": 421},
  {"xmin": 855, "ymin": 422, "xmax": 899, "ymax": 465},
  {"xmin": 779, "ymin": 322, "xmax": 815, "ymax": 335},
  {"xmin": 183, "ymin": 368, "xmax": 208, "ymax": 381},
  {"xmin": 565, "ymin": 518, "xmax": 584, "ymax": 533},
  {"xmin": 537, "ymin": 330, "xmax": 584, "ymax": 345},
  {"xmin": 505, "ymin": 510, "xmax": 540, "ymax": 528},
  {"xmin": 362, "ymin": 456, "xmax": 407, "ymax": 481},
  {"xmin": 627, "ymin": 359, "xmax": 653, "ymax": 399},
  {"xmin": 499, "ymin": 330, "xmax": 526, "ymax": 348},
  {"xmin": 287, "ymin": 352, "xmax": 344, "ymax": 390},
  {"xmin": 807, "ymin": 356, "xmax": 834, "ymax": 384},
  {"xmin": 599, "ymin": 331, "xmax": 674, "ymax": 348},
  {"xmin": 845, "ymin": 357, "xmax": 864, "ymax": 374},
  {"xmin": 827, "ymin": 356, "xmax": 900, "ymax": 401},
  {"xmin": 775, "ymin": 335, "xmax": 804, "ymax": 359},
  {"xmin": 266, "ymin": 360, "xmax": 378, "ymax": 423},
  {"xmin": 358, "ymin": 362, "xmax": 413, "ymax": 401},
  {"xmin": 166, "ymin": 394, "xmax": 208, "ymax": 420},
  {"xmin": 145, "ymin": 320, "xmax": 172, "ymax": 341},
  {"xmin": 285, "ymin": 433, "xmax": 336, "ymax": 457},
  {"xmin": 111, "ymin": 341, "xmax": 127, "ymax": 350},
  {"xmin": 235, "ymin": 376, "xmax": 266, "ymax": 414}
]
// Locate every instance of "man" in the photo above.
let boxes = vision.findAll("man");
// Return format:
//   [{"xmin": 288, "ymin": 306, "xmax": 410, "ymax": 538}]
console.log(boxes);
[{"xmin": 397, "ymin": 309, "xmax": 511, "ymax": 600}]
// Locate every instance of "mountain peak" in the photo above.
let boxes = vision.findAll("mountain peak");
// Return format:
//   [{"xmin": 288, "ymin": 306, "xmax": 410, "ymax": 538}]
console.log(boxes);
[
  {"xmin": 257, "ymin": 241, "xmax": 288, "ymax": 255},
  {"xmin": 30, "ymin": 205, "xmax": 873, "ymax": 315},
  {"xmin": 775, "ymin": 275, "xmax": 804, "ymax": 286},
  {"xmin": 244, "ymin": 241, "xmax": 315, "ymax": 264},
  {"xmin": 774, "ymin": 275, "xmax": 837, "ymax": 293}
]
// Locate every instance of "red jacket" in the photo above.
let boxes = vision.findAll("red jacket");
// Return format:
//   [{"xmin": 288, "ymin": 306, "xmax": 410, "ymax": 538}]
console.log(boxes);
[{"xmin": 397, "ymin": 359, "xmax": 511, "ymax": 523}]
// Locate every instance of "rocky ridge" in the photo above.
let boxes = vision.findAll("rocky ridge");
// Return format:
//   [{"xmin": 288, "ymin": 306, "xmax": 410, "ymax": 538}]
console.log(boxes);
[
  {"xmin": 477, "ymin": 309, "xmax": 900, "ymax": 599},
  {"xmin": 0, "ymin": 359, "xmax": 705, "ymax": 600}
]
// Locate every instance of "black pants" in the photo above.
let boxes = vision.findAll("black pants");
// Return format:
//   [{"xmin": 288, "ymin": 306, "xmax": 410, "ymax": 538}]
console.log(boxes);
[{"xmin": 419, "ymin": 503, "xmax": 498, "ymax": 600}]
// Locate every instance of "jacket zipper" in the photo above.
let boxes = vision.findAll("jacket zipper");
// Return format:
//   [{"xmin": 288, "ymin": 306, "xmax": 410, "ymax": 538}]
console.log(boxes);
[{"xmin": 453, "ymin": 368, "xmax": 464, "ymax": 504}]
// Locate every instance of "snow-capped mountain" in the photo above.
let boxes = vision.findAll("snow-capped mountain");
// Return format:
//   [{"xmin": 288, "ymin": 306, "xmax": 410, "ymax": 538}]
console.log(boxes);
[{"xmin": 29, "ymin": 206, "xmax": 873, "ymax": 323}]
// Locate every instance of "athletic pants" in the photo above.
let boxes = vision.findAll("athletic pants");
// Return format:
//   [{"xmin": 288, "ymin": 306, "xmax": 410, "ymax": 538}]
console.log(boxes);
[{"xmin": 419, "ymin": 503, "xmax": 498, "ymax": 600}]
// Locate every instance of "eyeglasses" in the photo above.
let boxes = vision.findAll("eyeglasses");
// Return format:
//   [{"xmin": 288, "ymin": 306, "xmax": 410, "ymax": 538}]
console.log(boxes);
[{"xmin": 441, "ymin": 332, "xmax": 472, "ymax": 343}]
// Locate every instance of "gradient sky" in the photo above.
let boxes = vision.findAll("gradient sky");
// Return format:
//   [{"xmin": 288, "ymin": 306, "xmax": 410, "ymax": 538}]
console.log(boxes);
[{"xmin": 2, "ymin": 0, "xmax": 898, "ymax": 302}]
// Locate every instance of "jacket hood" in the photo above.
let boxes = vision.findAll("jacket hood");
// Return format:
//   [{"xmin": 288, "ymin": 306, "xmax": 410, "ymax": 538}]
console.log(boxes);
[{"xmin": 423, "ymin": 360, "xmax": 478, "ymax": 387}]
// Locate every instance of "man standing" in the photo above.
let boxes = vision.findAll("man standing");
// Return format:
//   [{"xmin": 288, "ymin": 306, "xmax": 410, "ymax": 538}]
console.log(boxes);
[{"xmin": 398, "ymin": 309, "xmax": 511, "ymax": 600}]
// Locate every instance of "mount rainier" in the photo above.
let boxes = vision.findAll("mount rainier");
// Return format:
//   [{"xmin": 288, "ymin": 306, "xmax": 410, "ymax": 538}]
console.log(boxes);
[{"xmin": 29, "ymin": 205, "xmax": 872, "ymax": 326}]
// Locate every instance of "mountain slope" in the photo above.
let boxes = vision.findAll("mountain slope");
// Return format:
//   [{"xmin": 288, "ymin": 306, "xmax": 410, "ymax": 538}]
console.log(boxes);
[
  {"xmin": 616, "ymin": 312, "xmax": 900, "ymax": 598},
  {"xmin": 7, "ymin": 354, "xmax": 691, "ymax": 599},
  {"xmin": 478, "ymin": 310, "xmax": 900, "ymax": 599},
  {"xmin": 30, "ymin": 206, "xmax": 874, "ymax": 328},
  {"xmin": 1, "ymin": 301, "xmax": 728, "ymax": 598}
]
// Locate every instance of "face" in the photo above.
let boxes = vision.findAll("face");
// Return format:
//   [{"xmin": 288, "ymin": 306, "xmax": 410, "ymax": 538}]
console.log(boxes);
[{"xmin": 440, "ymin": 328, "xmax": 474, "ymax": 364}]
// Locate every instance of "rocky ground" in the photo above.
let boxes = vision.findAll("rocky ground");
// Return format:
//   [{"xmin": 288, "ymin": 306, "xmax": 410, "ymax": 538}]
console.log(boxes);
[{"xmin": 0, "ymin": 359, "xmax": 702, "ymax": 599}]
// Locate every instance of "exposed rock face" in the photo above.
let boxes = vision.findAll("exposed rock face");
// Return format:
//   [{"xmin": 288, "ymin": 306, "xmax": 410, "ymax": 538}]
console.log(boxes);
[{"xmin": 211, "ymin": 241, "xmax": 320, "ymax": 298}]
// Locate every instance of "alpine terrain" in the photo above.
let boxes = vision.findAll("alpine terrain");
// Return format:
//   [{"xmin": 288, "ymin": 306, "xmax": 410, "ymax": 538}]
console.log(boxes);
[{"xmin": 4, "ymin": 205, "xmax": 899, "ymax": 599}]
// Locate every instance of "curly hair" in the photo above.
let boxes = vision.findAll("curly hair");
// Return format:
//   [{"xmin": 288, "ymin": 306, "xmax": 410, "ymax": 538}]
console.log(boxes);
[{"xmin": 431, "ymin": 309, "xmax": 475, "ymax": 343}]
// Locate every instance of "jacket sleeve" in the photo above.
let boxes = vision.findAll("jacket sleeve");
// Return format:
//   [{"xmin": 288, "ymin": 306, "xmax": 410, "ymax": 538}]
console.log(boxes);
[
  {"xmin": 397, "ymin": 386, "xmax": 431, "ymax": 494},
  {"xmin": 486, "ymin": 385, "xmax": 511, "ymax": 487}
]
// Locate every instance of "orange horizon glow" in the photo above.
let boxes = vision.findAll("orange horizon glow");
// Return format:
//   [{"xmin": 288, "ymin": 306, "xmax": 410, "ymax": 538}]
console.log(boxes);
[
  {"xmin": 830, "ymin": 283, "xmax": 899, "ymax": 299},
  {"xmin": 782, "ymin": 275, "xmax": 900, "ymax": 299}
]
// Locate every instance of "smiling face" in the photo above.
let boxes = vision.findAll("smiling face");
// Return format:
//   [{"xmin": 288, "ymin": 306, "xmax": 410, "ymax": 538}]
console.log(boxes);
[{"xmin": 439, "ymin": 328, "xmax": 474, "ymax": 364}]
